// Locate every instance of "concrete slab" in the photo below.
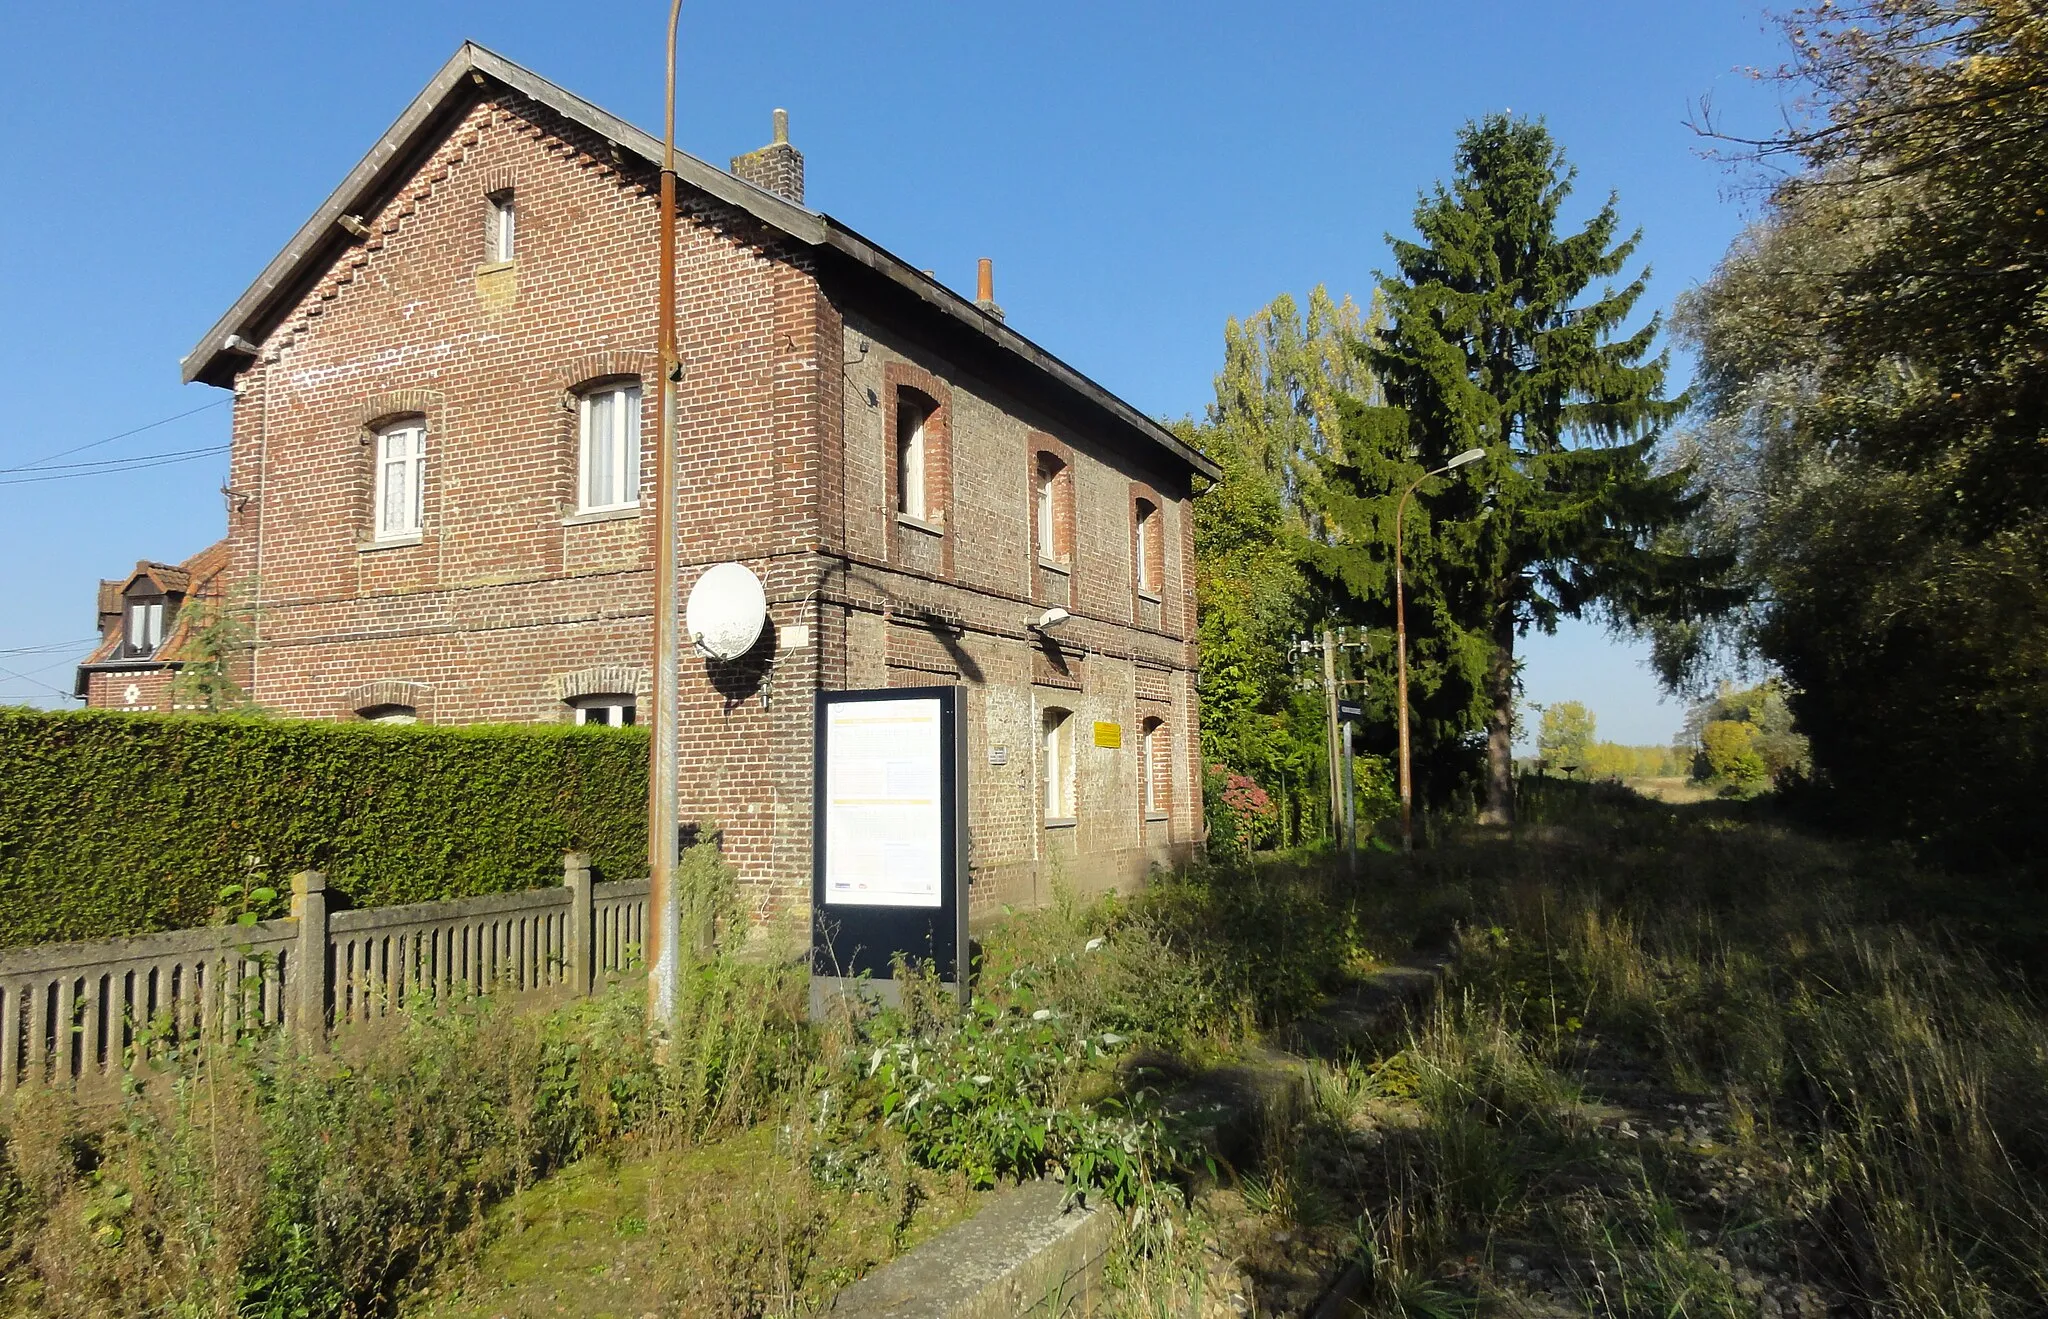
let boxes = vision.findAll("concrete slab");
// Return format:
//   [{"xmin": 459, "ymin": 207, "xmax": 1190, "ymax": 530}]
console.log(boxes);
[{"xmin": 829, "ymin": 1180, "xmax": 1112, "ymax": 1319}]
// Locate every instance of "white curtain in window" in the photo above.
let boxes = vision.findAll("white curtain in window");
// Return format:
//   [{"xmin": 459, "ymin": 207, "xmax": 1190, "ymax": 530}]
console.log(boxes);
[
  {"xmin": 1037, "ymin": 470, "xmax": 1055, "ymax": 558},
  {"xmin": 1144, "ymin": 722, "xmax": 1159, "ymax": 813},
  {"xmin": 581, "ymin": 385, "xmax": 642, "ymax": 510},
  {"xmin": 375, "ymin": 424, "xmax": 425, "ymax": 539}
]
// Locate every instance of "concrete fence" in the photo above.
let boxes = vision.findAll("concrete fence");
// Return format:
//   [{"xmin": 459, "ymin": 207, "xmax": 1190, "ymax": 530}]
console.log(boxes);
[{"xmin": 0, "ymin": 853, "xmax": 647, "ymax": 1095}]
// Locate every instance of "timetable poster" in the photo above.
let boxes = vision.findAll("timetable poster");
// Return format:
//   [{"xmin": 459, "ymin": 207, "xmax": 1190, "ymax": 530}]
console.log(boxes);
[{"xmin": 822, "ymin": 697, "xmax": 944, "ymax": 907}]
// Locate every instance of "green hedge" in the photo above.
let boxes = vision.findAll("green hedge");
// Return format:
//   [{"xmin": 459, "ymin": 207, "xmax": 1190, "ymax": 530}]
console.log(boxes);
[{"xmin": 0, "ymin": 708, "xmax": 650, "ymax": 948}]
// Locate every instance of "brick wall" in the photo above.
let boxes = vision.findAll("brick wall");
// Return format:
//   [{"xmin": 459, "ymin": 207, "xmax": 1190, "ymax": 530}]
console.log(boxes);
[{"xmin": 169, "ymin": 83, "xmax": 1200, "ymax": 920}]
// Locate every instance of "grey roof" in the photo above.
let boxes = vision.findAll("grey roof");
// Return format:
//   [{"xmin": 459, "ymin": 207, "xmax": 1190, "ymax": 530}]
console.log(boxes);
[{"xmin": 181, "ymin": 42, "xmax": 1218, "ymax": 483}]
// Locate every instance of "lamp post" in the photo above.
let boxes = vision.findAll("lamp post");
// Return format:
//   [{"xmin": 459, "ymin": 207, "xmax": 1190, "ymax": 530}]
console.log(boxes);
[
  {"xmin": 647, "ymin": 0, "xmax": 686, "ymax": 1043},
  {"xmin": 1393, "ymin": 447, "xmax": 1485, "ymax": 854}
]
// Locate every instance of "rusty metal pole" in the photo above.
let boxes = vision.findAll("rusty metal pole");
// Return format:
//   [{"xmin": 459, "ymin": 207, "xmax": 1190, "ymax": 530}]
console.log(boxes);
[{"xmin": 647, "ymin": 0, "xmax": 686, "ymax": 1043}]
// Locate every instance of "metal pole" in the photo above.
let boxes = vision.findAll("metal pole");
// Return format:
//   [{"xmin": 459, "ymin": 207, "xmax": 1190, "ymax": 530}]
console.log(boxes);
[
  {"xmin": 647, "ymin": 0, "xmax": 686, "ymax": 1042},
  {"xmin": 1343, "ymin": 713, "xmax": 1357, "ymax": 875},
  {"xmin": 1321, "ymin": 629, "xmax": 1342, "ymax": 847},
  {"xmin": 1394, "ymin": 482, "xmax": 1418, "ymax": 856}
]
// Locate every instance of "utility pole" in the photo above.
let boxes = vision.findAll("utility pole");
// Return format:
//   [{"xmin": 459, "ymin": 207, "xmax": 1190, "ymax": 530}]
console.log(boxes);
[
  {"xmin": 1320, "ymin": 629, "xmax": 1342, "ymax": 848},
  {"xmin": 647, "ymin": 0, "xmax": 686, "ymax": 1044}
]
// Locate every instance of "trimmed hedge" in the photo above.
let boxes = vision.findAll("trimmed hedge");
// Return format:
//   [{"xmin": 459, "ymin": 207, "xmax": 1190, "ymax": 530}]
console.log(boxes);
[{"xmin": 0, "ymin": 708, "xmax": 649, "ymax": 948}]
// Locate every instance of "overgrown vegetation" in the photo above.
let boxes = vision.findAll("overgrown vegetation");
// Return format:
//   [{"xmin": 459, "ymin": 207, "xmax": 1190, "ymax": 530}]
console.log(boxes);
[
  {"xmin": 1667, "ymin": 0, "xmax": 2048, "ymax": 859},
  {"xmin": 0, "ymin": 708, "xmax": 649, "ymax": 946},
  {"xmin": 1181, "ymin": 781, "xmax": 2048, "ymax": 1318},
  {"xmin": 0, "ymin": 843, "xmax": 1383, "ymax": 1317}
]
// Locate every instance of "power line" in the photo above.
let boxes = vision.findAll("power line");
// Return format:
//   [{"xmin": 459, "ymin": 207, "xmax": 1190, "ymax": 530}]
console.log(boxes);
[
  {"xmin": 0, "ymin": 662, "xmax": 77, "ymax": 699},
  {"xmin": 0, "ymin": 445, "xmax": 229, "ymax": 487},
  {"xmin": 1, "ymin": 398, "xmax": 228, "ymax": 473},
  {"xmin": 0, "ymin": 637, "xmax": 99, "ymax": 657}
]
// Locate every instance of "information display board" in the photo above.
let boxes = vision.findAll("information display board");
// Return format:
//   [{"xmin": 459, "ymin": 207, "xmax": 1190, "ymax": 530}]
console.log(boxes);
[{"xmin": 811, "ymin": 686, "xmax": 967, "ymax": 1016}]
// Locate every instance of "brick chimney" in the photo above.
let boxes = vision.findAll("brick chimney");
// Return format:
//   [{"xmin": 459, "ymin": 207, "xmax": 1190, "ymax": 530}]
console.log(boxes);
[
  {"xmin": 975, "ymin": 257, "xmax": 1004, "ymax": 322},
  {"xmin": 729, "ymin": 108, "xmax": 804, "ymax": 205}
]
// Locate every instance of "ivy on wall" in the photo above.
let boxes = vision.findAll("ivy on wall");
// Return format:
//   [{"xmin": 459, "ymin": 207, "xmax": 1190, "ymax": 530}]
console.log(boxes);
[{"xmin": 0, "ymin": 709, "xmax": 650, "ymax": 948}]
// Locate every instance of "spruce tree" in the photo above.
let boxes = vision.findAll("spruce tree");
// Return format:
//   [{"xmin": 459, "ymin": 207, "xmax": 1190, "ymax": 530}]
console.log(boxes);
[{"xmin": 1310, "ymin": 115, "xmax": 1711, "ymax": 824}]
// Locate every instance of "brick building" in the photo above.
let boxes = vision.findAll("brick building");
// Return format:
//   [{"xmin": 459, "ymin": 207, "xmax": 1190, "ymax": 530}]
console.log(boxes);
[{"xmin": 78, "ymin": 43, "xmax": 1217, "ymax": 917}]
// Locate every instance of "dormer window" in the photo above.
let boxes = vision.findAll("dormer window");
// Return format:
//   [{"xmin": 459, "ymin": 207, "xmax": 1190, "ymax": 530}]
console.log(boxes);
[
  {"xmin": 125, "ymin": 598, "xmax": 165, "ymax": 657},
  {"xmin": 486, "ymin": 189, "xmax": 516, "ymax": 263}
]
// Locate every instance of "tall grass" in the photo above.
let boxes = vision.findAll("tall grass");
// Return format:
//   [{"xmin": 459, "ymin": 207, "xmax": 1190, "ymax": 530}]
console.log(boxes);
[{"xmin": 1318, "ymin": 780, "xmax": 2048, "ymax": 1317}]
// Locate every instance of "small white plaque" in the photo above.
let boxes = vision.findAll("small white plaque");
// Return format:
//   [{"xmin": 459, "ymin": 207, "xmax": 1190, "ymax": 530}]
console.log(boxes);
[
  {"xmin": 779, "ymin": 624, "xmax": 811, "ymax": 650},
  {"xmin": 989, "ymin": 745, "xmax": 1008, "ymax": 766}
]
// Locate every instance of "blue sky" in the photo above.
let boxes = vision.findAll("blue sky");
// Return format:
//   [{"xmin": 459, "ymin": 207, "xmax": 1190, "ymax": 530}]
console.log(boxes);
[{"xmin": 0, "ymin": 1, "xmax": 1785, "ymax": 745}]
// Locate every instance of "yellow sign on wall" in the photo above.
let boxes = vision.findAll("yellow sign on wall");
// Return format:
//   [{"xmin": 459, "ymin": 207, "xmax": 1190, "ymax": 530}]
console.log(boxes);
[{"xmin": 1093, "ymin": 721, "xmax": 1122, "ymax": 749}]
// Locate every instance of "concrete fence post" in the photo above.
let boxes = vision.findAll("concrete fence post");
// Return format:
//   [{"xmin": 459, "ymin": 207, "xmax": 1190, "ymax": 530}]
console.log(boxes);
[
  {"xmin": 290, "ymin": 870, "xmax": 330, "ymax": 1050},
  {"xmin": 563, "ymin": 852, "xmax": 593, "ymax": 995}
]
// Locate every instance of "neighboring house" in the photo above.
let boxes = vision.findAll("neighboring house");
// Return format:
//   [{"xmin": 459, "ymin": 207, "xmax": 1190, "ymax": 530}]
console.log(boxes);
[
  {"xmin": 76, "ymin": 542, "xmax": 228, "ymax": 712},
  {"xmin": 78, "ymin": 42, "xmax": 1216, "ymax": 918}
]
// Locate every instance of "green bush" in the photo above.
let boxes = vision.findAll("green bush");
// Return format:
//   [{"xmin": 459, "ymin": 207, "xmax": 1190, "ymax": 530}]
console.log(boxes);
[{"xmin": 0, "ymin": 708, "xmax": 649, "ymax": 948}]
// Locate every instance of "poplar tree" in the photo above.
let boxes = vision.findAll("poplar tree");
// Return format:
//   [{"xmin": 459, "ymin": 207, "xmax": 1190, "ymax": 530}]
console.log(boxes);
[{"xmin": 1311, "ymin": 116, "xmax": 1711, "ymax": 824}]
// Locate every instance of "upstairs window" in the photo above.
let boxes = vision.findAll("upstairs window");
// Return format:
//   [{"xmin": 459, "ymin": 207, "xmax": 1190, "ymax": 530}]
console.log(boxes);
[
  {"xmin": 1042, "ymin": 706, "xmax": 1075, "ymax": 820},
  {"xmin": 374, "ymin": 420, "xmax": 426, "ymax": 540},
  {"xmin": 572, "ymin": 694, "xmax": 637, "ymax": 727},
  {"xmin": 1034, "ymin": 452, "xmax": 1071, "ymax": 565},
  {"xmin": 896, "ymin": 393, "xmax": 929, "ymax": 520},
  {"xmin": 486, "ymin": 189, "xmax": 516, "ymax": 263},
  {"xmin": 579, "ymin": 381, "xmax": 643, "ymax": 512},
  {"xmin": 125, "ymin": 598, "xmax": 165, "ymax": 658},
  {"xmin": 1134, "ymin": 497, "xmax": 1161, "ymax": 594}
]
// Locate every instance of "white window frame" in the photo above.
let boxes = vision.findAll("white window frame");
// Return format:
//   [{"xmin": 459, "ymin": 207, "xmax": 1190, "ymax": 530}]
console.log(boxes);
[
  {"xmin": 1036, "ymin": 456, "xmax": 1064, "ymax": 563},
  {"xmin": 374, "ymin": 421, "xmax": 426, "ymax": 541},
  {"xmin": 897, "ymin": 397, "xmax": 927, "ymax": 520},
  {"xmin": 578, "ymin": 382, "xmax": 643, "ymax": 513},
  {"xmin": 1134, "ymin": 500, "xmax": 1156, "ymax": 591},
  {"xmin": 126, "ymin": 600, "xmax": 163, "ymax": 655},
  {"xmin": 487, "ymin": 191, "xmax": 516, "ymax": 263},
  {"xmin": 571, "ymin": 695, "xmax": 637, "ymax": 727},
  {"xmin": 1042, "ymin": 707, "xmax": 1074, "ymax": 820},
  {"xmin": 1143, "ymin": 719, "xmax": 1162, "ymax": 814}
]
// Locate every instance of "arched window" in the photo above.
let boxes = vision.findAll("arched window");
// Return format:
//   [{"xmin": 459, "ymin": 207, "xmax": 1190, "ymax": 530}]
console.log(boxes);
[
  {"xmin": 1042, "ymin": 706, "xmax": 1075, "ymax": 820},
  {"xmin": 896, "ymin": 391, "xmax": 930, "ymax": 520},
  {"xmin": 360, "ymin": 704, "xmax": 417, "ymax": 724},
  {"xmin": 578, "ymin": 380, "xmax": 643, "ymax": 512},
  {"xmin": 1141, "ymin": 716, "xmax": 1170, "ymax": 817},
  {"xmin": 373, "ymin": 418, "xmax": 426, "ymax": 541},
  {"xmin": 1034, "ymin": 451, "xmax": 1071, "ymax": 565},
  {"xmin": 1133, "ymin": 497, "xmax": 1162, "ymax": 594}
]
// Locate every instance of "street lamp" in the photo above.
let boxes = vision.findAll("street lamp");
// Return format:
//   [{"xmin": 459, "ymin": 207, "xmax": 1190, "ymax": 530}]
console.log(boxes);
[
  {"xmin": 1393, "ymin": 447, "xmax": 1485, "ymax": 854},
  {"xmin": 647, "ymin": 0, "xmax": 686, "ymax": 1043}
]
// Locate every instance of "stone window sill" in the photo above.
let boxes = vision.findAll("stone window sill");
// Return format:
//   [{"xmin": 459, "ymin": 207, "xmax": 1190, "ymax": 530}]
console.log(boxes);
[
  {"xmin": 1137, "ymin": 588, "xmax": 1163, "ymax": 603},
  {"xmin": 1145, "ymin": 813, "xmax": 1171, "ymax": 824},
  {"xmin": 1044, "ymin": 817, "xmax": 1077, "ymax": 830},
  {"xmin": 475, "ymin": 259, "xmax": 516, "ymax": 276},
  {"xmin": 563, "ymin": 505, "xmax": 639, "ymax": 527},
  {"xmin": 359, "ymin": 533, "xmax": 423, "ymax": 553},
  {"xmin": 1038, "ymin": 558, "xmax": 1071, "ymax": 575},
  {"xmin": 897, "ymin": 513, "xmax": 945, "ymax": 537}
]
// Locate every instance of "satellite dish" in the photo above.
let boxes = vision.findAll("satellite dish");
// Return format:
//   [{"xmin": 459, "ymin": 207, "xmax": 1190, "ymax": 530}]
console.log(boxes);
[{"xmin": 685, "ymin": 562, "xmax": 768, "ymax": 661}]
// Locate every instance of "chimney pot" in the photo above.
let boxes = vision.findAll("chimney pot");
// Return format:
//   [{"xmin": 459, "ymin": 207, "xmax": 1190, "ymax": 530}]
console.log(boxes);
[
  {"xmin": 772, "ymin": 108, "xmax": 788, "ymax": 144},
  {"xmin": 975, "ymin": 258, "xmax": 1004, "ymax": 322}
]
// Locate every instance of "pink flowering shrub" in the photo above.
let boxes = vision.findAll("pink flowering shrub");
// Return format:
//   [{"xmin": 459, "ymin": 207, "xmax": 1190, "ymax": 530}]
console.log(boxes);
[{"xmin": 1205, "ymin": 763, "xmax": 1279, "ymax": 856}]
